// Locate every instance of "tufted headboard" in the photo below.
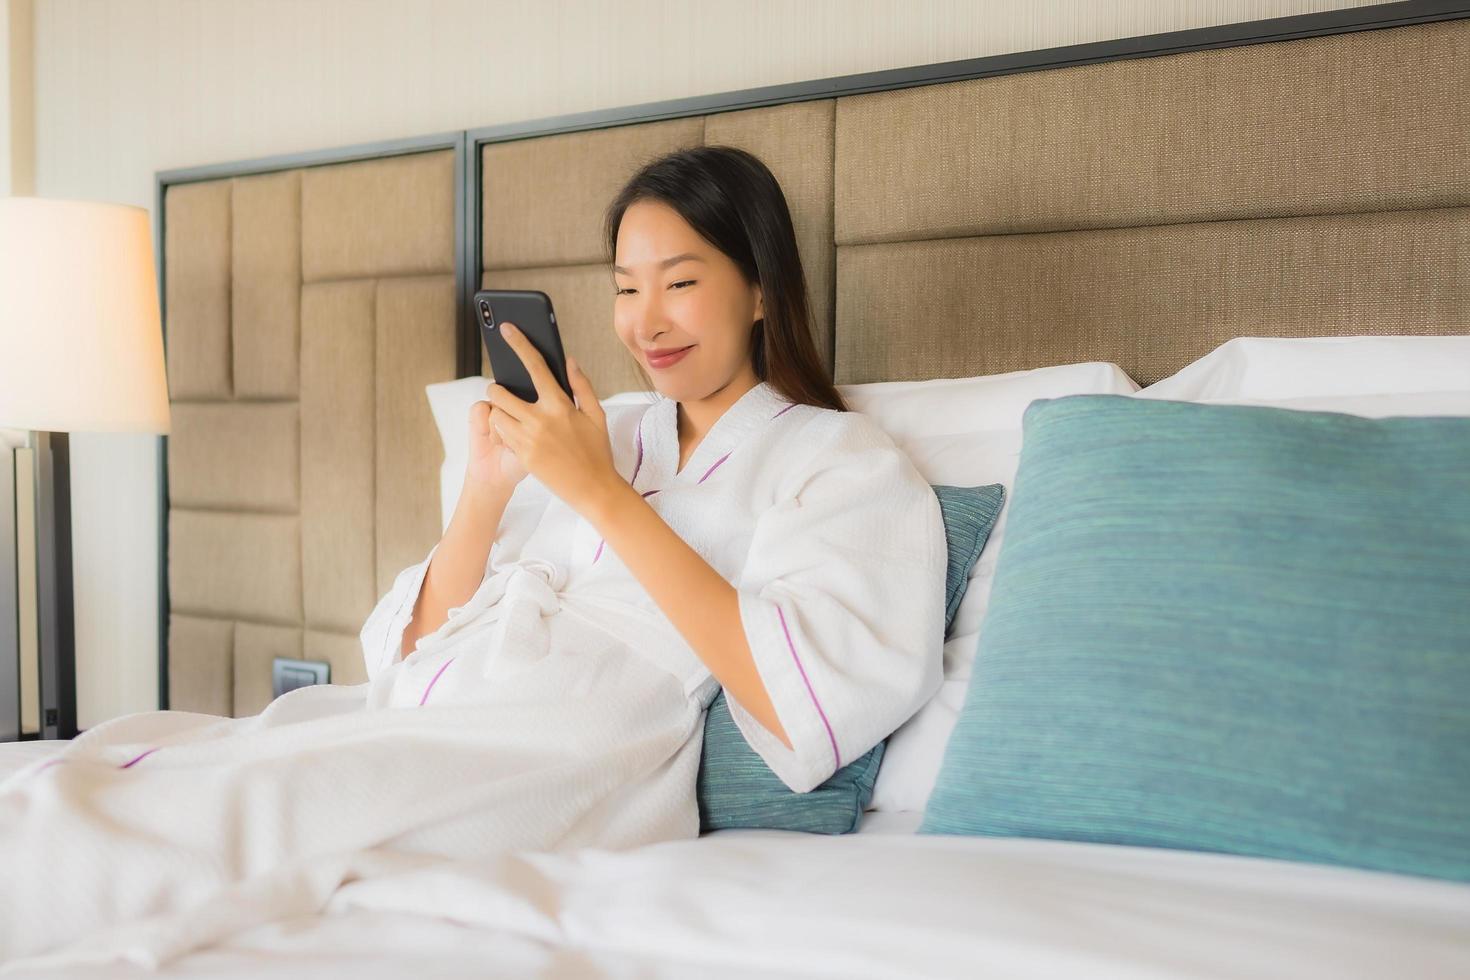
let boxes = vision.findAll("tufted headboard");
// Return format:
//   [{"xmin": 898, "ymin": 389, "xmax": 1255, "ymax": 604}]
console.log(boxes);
[
  {"xmin": 160, "ymin": 15, "xmax": 1470, "ymax": 718},
  {"xmin": 162, "ymin": 148, "xmax": 461, "ymax": 714}
]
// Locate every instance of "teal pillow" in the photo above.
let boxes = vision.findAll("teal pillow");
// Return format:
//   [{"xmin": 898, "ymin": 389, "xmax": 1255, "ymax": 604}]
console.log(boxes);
[
  {"xmin": 921, "ymin": 395, "xmax": 1470, "ymax": 883},
  {"xmin": 699, "ymin": 483, "xmax": 1006, "ymax": 834},
  {"xmin": 699, "ymin": 693, "xmax": 885, "ymax": 833},
  {"xmin": 932, "ymin": 484, "xmax": 1006, "ymax": 632}
]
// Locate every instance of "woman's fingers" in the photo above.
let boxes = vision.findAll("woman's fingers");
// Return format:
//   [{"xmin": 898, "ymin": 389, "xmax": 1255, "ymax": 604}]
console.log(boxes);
[
  {"xmin": 489, "ymin": 404, "xmax": 525, "ymax": 449},
  {"xmin": 482, "ymin": 379, "xmax": 535, "ymax": 423},
  {"xmin": 498, "ymin": 323, "xmax": 569, "ymax": 407},
  {"xmin": 566, "ymin": 357, "xmax": 604, "ymax": 424}
]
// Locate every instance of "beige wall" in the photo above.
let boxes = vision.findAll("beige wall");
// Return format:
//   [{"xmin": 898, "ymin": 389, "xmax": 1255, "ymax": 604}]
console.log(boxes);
[
  {"xmin": 18, "ymin": 0, "xmax": 1377, "ymax": 727},
  {"xmin": 2, "ymin": 0, "xmax": 36, "ymax": 197}
]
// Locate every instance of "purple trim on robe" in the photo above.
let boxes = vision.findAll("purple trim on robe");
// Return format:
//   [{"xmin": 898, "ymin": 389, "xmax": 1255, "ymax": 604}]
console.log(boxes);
[
  {"xmin": 697, "ymin": 452, "xmax": 733, "ymax": 484},
  {"xmin": 119, "ymin": 747, "xmax": 160, "ymax": 769},
  {"xmin": 630, "ymin": 415, "xmax": 646, "ymax": 486},
  {"xmin": 419, "ymin": 657, "xmax": 457, "ymax": 706},
  {"xmin": 776, "ymin": 606, "xmax": 842, "ymax": 770},
  {"xmin": 772, "ymin": 402, "xmax": 797, "ymax": 419}
]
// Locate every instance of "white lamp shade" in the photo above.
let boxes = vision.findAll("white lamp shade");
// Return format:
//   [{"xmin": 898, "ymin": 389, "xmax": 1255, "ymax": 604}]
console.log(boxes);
[{"xmin": 0, "ymin": 197, "xmax": 171, "ymax": 434}]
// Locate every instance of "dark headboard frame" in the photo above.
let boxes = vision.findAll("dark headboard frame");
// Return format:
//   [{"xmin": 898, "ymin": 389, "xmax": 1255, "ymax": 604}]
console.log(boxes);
[{"xmin": 142, "ymin": 0, "xmax": 1470, "ymax": 717}]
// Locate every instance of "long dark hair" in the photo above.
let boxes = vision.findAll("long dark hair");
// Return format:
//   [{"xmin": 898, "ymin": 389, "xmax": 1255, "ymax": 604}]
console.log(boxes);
[{"xmin": 603, "ymin": 145, "xmax": 847, "ymax": 412}]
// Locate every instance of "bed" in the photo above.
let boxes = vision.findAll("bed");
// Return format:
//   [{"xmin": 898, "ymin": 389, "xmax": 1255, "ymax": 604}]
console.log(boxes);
[
  {"xmin": 3, "ymin": 729, "xmax": 1469, "ymax": 979},
  {"xmin": 3, "ymin": 8, "xmax": 1469, "ymax": 977}
]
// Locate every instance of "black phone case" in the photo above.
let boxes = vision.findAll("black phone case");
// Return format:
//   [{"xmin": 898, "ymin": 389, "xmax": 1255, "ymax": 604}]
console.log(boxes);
[{"xmin": 474, "ymin": 289, "xmax": 573, "ymax": 404}]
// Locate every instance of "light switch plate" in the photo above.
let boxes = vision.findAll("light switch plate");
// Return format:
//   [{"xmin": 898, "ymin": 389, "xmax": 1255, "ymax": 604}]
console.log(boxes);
[{"xmin": 271, "ymin": 657, "xmax": 330, "ymax": 699}]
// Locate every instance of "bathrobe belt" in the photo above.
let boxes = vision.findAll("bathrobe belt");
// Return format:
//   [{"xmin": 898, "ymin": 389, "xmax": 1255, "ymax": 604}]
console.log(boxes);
[{"xmin": 409, "ymin": 558, "xmax": 710, "ymax": 697}]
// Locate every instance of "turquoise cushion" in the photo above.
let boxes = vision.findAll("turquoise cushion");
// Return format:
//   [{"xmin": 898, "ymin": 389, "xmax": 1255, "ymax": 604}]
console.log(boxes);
[
  {"xmin": 921, "ymin": 395, "xmax": 1470, "ymax": 883},
  {"xmin": 933, "ymin": 484, "xmax": 1007, "ymax": 632},
  {"xmin": 699, "ymin": 483, "xmax": 1005, "ymax": 834},
  {"xmin": 699, "ymin": 693, "xmax": 885, "ymax": 833}
]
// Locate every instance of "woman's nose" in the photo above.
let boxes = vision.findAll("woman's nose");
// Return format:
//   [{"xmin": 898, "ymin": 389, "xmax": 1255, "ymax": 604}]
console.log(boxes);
[
  {"xmin": 636, "ymin": 324, "xmax": 666, "ymax": 344},
  {"xmin": 633, "ymin": 297, "xmax": 668, "ymax": 344}
]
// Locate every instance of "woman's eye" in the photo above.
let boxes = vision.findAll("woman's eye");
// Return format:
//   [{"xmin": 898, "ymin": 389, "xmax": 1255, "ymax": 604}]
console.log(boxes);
[{"xmin": 614, "ymin": 282, "xmax": 691, "ymax": 295}]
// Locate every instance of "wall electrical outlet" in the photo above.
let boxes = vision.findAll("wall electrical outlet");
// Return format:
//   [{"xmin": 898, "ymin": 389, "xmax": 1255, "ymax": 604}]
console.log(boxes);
[{"xmin": 271, "ymin": 657, "xmax": 330, "ymax": 699}]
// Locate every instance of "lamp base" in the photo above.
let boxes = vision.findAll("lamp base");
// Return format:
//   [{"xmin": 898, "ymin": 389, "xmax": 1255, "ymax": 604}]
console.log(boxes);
[
  {"xmin": 2, "ymin": 439, "xmax": 18, "ymax": 741},
  {"xmin": 32, "ymin": 431, "xmax": 77, "ymax": 740}
]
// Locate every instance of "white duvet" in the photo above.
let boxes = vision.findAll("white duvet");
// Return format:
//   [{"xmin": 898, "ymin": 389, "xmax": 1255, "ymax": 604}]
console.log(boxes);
[
  {"xmin": 0, "ymin": 742, "xmax": 1464, "ymax": 980},
  {"xmin": 0, "ymin": 651, "xmax": 704, "ymax": 969}
]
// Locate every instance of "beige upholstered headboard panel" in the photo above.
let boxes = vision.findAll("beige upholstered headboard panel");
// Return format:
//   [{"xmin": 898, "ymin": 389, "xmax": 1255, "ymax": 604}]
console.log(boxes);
[
  {"xmin": 164, "ymin": 150, "xmax": 458, "ymax": 715},
  {"xmin": 164, "ymin": 18, "xmax": 1469, "ymax": 718},
  {"xmin": 832, "ymin": 20, "xmax": 1470, "ymax": 385},
  {"xmin": 483, "ymin": 19, "xmax": 1468, "ymax": 393}
]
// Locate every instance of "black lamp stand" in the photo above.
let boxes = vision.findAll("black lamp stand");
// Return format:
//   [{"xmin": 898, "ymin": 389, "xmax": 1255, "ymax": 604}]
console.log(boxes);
[
  {"xmin": 32, "ymin": 431, "xmax": 77, "ymax": 740},
  {"xmin": 1, "ymin": 442, "xmax": 18, "ymax": 742}
]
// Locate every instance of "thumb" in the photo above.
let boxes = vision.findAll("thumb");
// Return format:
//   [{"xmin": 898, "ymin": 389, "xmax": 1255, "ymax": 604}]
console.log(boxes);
[{"xmin": 469, "ymin": 400, "xmax": 492, "ymax": 437}]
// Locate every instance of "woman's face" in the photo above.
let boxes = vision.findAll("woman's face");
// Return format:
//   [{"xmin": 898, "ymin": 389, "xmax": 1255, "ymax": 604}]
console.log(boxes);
[{"xmin": 612, "ymin": 199, "xmax": 763, "ymax": 402}]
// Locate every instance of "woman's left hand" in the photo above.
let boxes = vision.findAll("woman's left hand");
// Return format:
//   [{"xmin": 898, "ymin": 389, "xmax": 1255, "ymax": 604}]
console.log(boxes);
[{"xmin": 484, "ymin": 321, "xmax": 622, "ymax": 518}]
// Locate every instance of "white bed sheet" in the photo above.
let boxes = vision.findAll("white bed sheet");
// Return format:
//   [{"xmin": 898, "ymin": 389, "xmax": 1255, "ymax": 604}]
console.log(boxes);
[
  {"xmin": 0, "ymin": 739, "xmax": 66, "ymax": 778},
  {"xmin": 2, "ymin": 741, "xmax": 1466, "ymax": 980}
]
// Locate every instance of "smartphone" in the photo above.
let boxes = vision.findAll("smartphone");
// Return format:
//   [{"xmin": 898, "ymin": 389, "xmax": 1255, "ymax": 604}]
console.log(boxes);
[{"xmin": 475, "ymin": 289, "xmax": 574, "ymax": 404}]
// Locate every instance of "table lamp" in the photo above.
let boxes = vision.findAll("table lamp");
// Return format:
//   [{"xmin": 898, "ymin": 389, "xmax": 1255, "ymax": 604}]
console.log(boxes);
[{"xmin": 0, "ymin": 197, "xmax": 171, "ymax": 740}]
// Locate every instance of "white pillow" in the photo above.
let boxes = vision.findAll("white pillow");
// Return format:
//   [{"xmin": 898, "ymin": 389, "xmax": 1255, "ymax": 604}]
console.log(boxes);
[
  {"xmin": 1155, "ymin": 390, "xmax": 1470, "ymax": 417},
  {"xmin": 425, "ymin": 376, "xmax": 653, "ymax": 532},
  {"xmin": 1138, "ymin": 335, "xmax": 1470, "ymax": 403},
  {"xmin": 838, "ymin": 362, "xmax": 1140, "ymax": 813}
]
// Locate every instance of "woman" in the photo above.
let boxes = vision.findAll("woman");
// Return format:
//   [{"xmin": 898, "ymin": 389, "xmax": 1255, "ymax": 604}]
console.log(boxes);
[{"xmin": 0, "ymin": 146, "xmax": 946, "ymax": 965}]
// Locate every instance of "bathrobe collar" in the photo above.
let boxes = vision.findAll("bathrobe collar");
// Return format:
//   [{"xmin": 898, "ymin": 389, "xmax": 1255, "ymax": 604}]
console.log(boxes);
[{"xmin": 636, "ymin": 380, "xmax": 792, "ymax": 489}]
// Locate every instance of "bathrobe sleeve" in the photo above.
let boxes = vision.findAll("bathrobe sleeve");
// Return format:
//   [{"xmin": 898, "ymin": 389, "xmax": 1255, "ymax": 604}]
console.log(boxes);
[
  {"xmin": 358, "ymin": 474, "xmax": 555, "ymax": 680},
  {"xmin": 726, "ymin": 412, "xmax": 949, "ymax": 793}
]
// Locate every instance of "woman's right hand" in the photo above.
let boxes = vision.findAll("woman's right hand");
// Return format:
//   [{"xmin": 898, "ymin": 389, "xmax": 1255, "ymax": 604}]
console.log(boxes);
[{"xmin": 466, "ymin": 387, "xmax": 530, "ymax": 494}]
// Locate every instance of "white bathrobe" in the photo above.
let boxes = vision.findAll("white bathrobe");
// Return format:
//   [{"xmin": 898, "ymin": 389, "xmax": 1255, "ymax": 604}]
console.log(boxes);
[{"xmin": 0, "ymin": 380, "xmax": 946, "ymax": 967}]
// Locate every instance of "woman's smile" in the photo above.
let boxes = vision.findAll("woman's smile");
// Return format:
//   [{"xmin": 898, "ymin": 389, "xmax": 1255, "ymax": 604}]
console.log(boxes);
[{"xmin": 646, "ymin": 344, "xmax": 695, "ymax": 369}]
